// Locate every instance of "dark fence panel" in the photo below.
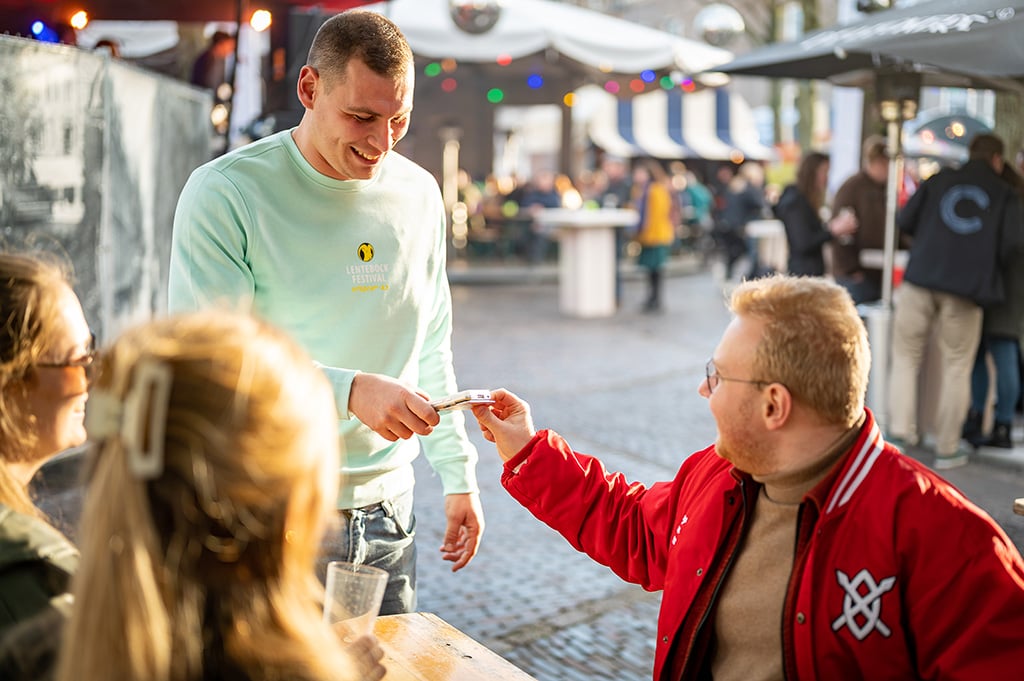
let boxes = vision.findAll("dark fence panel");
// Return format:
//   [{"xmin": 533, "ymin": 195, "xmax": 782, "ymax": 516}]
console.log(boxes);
[{"xmin": 0, "ymin": 35, "xmax": 211, "ymax": 342}]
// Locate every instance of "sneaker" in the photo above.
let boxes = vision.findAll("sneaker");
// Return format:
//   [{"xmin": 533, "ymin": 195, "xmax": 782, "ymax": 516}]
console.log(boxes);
[
  {"xmin": 934, "ymin": 450, "xmax": 970, "ymax": 470},
  {"xmin": 982, "ymin": 421, "xmax": 1013, "ymax": 449},
  {"xmin": 961, "ymin": 410, "xmax": 983, "ymax": 446}
]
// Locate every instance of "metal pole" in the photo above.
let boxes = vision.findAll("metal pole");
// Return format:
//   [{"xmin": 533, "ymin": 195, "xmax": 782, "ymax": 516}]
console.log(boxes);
[
  {"xmin": 881, "ymin": 117, "xmax": 901, "ymax": 309},
  {"xmin": 869, "ymin": 106, "xmax": 904, "ymax": 431}
]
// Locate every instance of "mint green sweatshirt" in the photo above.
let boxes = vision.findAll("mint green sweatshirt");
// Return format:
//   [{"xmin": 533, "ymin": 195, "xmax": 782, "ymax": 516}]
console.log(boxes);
[{"xmin": 168, "ymin": 130, "xmax": 478, "ymax": 508}]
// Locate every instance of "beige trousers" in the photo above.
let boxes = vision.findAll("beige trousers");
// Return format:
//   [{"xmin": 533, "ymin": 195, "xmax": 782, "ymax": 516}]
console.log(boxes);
[{"xmin": 887, "ymin": 282, "xmax": 983, "ymax": 456}]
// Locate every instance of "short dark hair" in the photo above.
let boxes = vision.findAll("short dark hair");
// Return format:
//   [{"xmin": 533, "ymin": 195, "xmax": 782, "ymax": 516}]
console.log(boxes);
[
  {"xmin": 969, "ymin": 133, "xmax": 1004, "ymax": 163},
  {"xmin": 307, "ymin": 10, "xmax": 412, "ymax": 86},
  {"xmin": 862, "ymin": 135, "xmax": 888, "ymax": 164}
]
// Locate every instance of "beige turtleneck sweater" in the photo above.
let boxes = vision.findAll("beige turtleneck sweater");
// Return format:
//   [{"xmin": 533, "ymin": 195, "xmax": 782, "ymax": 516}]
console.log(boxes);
[{"xmin": 710, "ymin": 418, "xmax": 862, "ymax": 681}]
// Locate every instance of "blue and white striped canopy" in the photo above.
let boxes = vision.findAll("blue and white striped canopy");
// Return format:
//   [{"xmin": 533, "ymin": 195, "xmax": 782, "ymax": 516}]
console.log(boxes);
[{"xmin": 583, "ymin": 86, "xmax": 774, "ymax": 162}]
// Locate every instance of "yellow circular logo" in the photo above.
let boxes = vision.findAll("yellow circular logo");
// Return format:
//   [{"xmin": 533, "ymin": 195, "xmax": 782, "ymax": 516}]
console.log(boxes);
[{"xmin": 357, "ymin": 243, "xmax": 374, "ymax": 262}]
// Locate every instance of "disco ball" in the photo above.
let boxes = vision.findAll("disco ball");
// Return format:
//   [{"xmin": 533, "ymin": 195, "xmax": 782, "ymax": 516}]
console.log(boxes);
[
  {"xmin": 693, "ymin": 4, "xmax": 745, "ymax": 47},
  {"xmin": 449, "ymin": 0, "xmax": 503, "ymax": 35}
]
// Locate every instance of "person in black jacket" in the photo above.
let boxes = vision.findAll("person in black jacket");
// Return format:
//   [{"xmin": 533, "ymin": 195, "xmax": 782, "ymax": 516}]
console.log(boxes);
[
  {"xmin": 190, "ymin": 30, "xmax": 235, "ymax": 91},
  {"xmin": 888, "ymin": 133, "xmax": 1024, "ymax": 469},
  {"xmin": 964, "ymin": 163, "xmax": 1024, "ymax": 448},
  {"xmin": 774, "ymin": 152, "xmax": 858, "ymax": 276}
]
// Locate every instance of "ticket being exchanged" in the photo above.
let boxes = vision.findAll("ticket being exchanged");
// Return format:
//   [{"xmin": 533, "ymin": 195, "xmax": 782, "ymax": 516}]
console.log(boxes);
[{"xmin": 430, "ymin": 389, "xmax": 495, "ymax": 412}]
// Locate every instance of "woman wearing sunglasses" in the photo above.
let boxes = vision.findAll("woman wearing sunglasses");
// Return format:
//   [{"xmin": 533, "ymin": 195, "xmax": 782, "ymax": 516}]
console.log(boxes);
[
  {"xmin": 54, "ymin": 309, "xmax": 383, "ymax": 681},
  {"xmin": 0, "ymin": 251, "xmax": 92, "ymax": 637}
]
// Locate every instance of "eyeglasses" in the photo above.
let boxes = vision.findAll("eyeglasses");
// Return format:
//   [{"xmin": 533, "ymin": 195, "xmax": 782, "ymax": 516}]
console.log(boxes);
[
  {"xmin": 704, "ymin": 359, "xmax": 769, "ymax": 394},
  {"xmin": 36, "ymin": 332, "xmax": 98, "ymax": 382}
]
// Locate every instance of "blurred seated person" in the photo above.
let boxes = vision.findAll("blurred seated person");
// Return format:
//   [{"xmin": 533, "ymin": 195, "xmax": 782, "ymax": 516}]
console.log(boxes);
[
  {"xmin": 478, "ymin": 175, "xmax": 519, "ymax": 259},
  {"xmin": 5, "ymin": 310, "xmax": 384, "ymax": 681},
  {"xmin": 0, "ymin": 252, "xmax": 91, "ymax": 639},
  {"xmin": 522, "ymin": 170, "xmax": 563, "ymax": 265},
  {"xmin": 774, "ymin": 152, "xmax": 858, "ymax": 276},
  {"xmin": 599, "ymin": 156, "xmax": 632, "ymax": 209}
]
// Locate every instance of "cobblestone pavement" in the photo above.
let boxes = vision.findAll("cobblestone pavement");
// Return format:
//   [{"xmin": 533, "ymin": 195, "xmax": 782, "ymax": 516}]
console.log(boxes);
[
  {"xmin": 33, "ymin": 266, "xmax": 1024, "ymax": 681},
  {"xmin": 411, "ymin": 267, "xmax": 1024, "ymax": 681}
]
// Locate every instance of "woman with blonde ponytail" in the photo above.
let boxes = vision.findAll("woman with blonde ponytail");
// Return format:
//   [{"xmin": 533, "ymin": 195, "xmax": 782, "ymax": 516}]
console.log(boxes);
[
  {"xmin": 0, "ymin": 251, "xmax": 91, "ymax": 637},
  {"xmin": 54, "ymin": 309, "xmax": 383, "ymax": 681}
]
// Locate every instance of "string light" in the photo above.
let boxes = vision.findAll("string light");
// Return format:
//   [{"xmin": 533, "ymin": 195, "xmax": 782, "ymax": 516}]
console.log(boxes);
[
  {"xmin": 69, "ymin": 10, "xmax": 89, "ymax": 30},
  {"xmin": 30, "ymin": 20, "xmax": 58, "ymax": 42},
  {"xmin": 250, "ymin": 9, "xmax": 272, "ymax": 32},
  {"xmin": 414, "ymin": 54, "xmax": 683, "ymax": 104}
]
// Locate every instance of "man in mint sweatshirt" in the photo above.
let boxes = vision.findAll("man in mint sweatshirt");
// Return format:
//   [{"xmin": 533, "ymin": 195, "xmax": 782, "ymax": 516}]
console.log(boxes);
[{"xmin": 168, "ymin": 10, "xmax": 483, "ymax": 614}]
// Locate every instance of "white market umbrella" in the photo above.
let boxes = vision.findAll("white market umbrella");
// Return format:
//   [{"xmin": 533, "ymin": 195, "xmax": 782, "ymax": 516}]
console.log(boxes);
[{"xmin": 362, "ymin": 0, "xmax": 733, "ymax": 78}]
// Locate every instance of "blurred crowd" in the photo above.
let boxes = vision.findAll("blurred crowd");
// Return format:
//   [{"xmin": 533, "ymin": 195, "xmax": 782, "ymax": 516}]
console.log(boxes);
[{"xmin": 453, "ymin": 157, "xmax": 730, "ymax": 269}]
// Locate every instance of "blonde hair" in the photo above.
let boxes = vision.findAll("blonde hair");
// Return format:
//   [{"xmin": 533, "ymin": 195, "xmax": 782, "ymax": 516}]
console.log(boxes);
[
  {"xmin": 729, "ymin": 275, "xmax": 870, "ymax": 427},
  {"xmin": 0, "ymin": 251, "xmax": 75, "ymax": 515},
  {"xmin": 56, "ymin": 310, "xmax": 357, "ymax": 681}
]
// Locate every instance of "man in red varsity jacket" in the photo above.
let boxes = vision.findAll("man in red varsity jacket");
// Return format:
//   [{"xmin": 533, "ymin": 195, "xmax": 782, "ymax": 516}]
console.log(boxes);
[{"xmin": 471, "ymin": 274, "xmax": 1024, "ymax": 681}]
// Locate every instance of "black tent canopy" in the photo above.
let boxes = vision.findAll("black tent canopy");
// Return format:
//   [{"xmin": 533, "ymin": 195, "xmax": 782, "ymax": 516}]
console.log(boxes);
[{"xmin": 713, "ymin": 0, "xmax": 1024, "ymax": 91}]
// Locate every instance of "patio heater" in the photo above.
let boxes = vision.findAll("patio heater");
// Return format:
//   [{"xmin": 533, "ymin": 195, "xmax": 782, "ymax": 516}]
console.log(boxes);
[
  {"xmin": 863, "ymin": 70, "xmax": 920, "ymax": 430},
  {"xmin": 876, "ymin": 70, "xmax": 920, "ymax": 308}
]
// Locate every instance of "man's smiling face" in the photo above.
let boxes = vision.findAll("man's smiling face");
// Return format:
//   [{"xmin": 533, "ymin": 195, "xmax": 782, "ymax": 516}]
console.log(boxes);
[{"xmin": 298, "ymin": 57, "xmax": 413, "ymax": 181}]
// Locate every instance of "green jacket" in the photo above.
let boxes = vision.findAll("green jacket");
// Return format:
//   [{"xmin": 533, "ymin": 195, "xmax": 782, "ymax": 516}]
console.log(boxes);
[{"xmin": 0, "ymin": 505, "xmax": 77, "ymax": 640}]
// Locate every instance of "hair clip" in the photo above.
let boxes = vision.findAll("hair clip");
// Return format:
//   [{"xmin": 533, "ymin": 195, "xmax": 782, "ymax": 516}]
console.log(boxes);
[
  {"xmin": 84, "ymin": 390, "xmax": 124, "ymax": 441},
  {"xmin": 121, "ymin": 359, "xmax": 173, "ymax": 480},
  {"xmin": 85, "ymin": 358, "xmax": 173, "ymax": 480}
]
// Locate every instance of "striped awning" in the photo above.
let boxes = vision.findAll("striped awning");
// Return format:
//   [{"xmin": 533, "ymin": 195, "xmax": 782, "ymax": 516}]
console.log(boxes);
[{"xmin": 583, "ymin": 85, "xmax": 774, "ymax": 162}]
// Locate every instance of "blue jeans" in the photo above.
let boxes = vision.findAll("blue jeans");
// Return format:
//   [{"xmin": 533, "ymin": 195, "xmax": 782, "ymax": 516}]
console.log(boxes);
[
  {"xmin": 318, "ymin": 487, "xmax": 417, "ymax": 615},
  {"xmin": 971, "ymin": 335, "xmax": 1021, "ymax": 424}
]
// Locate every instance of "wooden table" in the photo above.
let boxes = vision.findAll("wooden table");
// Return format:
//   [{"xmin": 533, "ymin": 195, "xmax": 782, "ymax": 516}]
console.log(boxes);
[
  {"xmin": 1014, "ymin": 498, "xmax": 1024, "ymax": 516},
  {"xmin": 374, "ymin": 611, "xmax": 537, "ymax": 680}
]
